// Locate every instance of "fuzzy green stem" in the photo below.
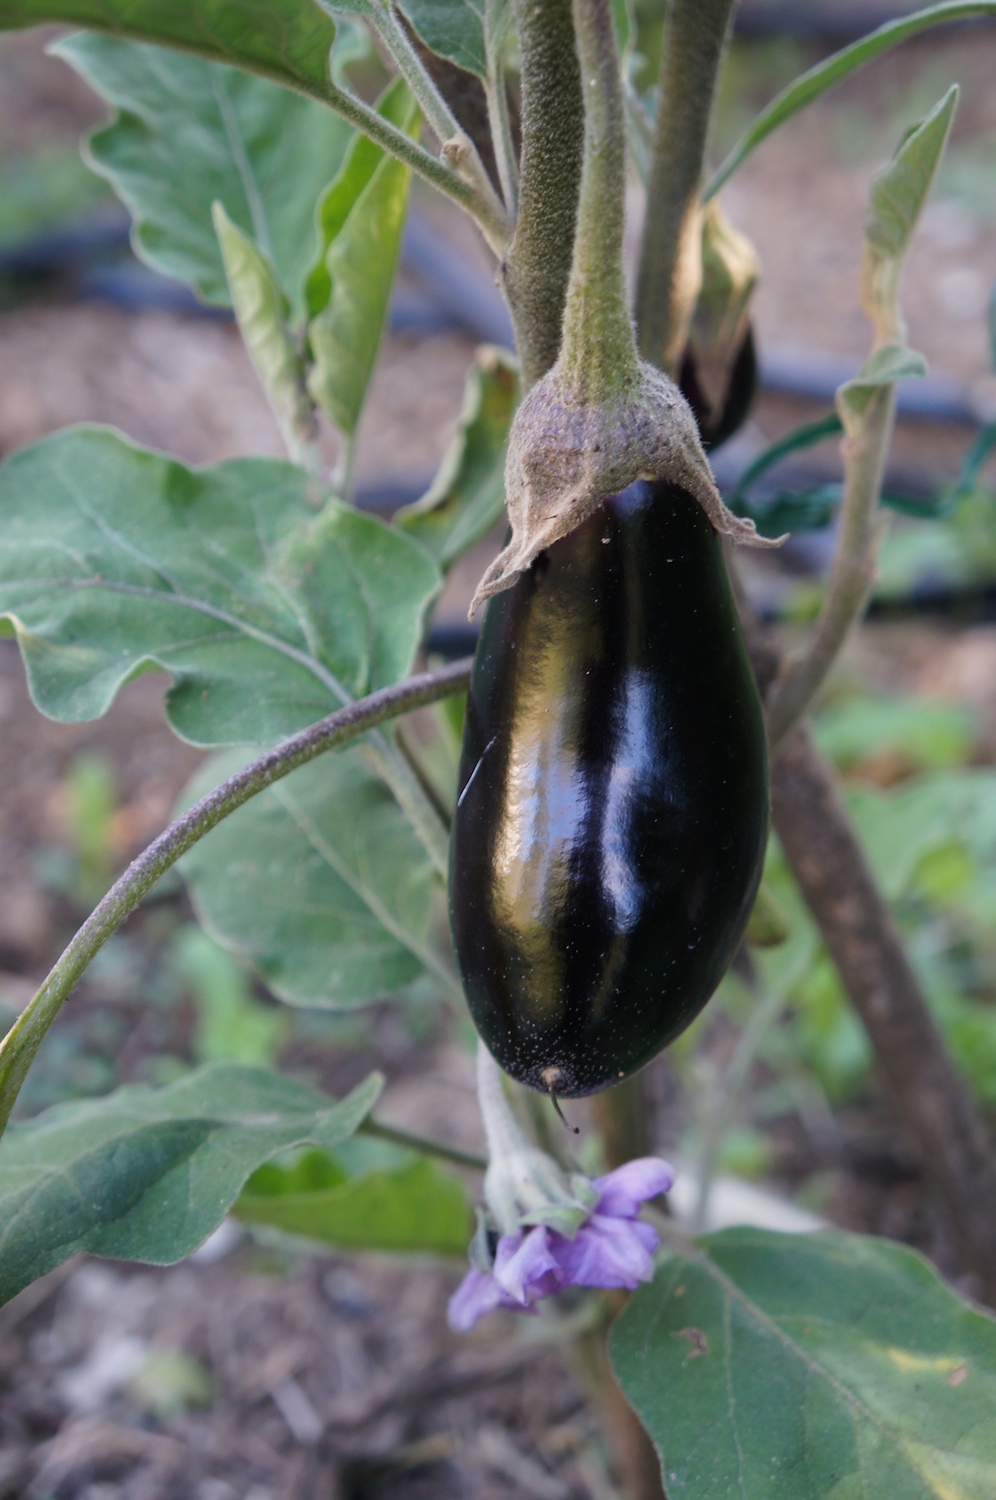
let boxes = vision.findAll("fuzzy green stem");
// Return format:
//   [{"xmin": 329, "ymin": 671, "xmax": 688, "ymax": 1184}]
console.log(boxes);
[
  {"xmin": 764, "ymin": 386, "xmax": 895, "ymax": 747},
  {"xmin": 485, "ymin": 40, "xmax": 518, "ymax": 215},
  {"xmin": 373, "ymin": 3, "xmax": 508, "ymax": 236},
  {"xmin": 501, "ymin": 0, "xmax": 585, "ymax": 389},
  {"xmin": 311, "ymin": 60, "xmax": 512, "ymax": 255},
  {"xmin": 360, "ymin": 1116, "xmax": 487, "ymax": 1171},
  {"xmin": 558, "ymin": 0, "xmax": 640, "ymax": 399},
  {"xmin": 0, "ymin": 659, "xmax": 473, "ymax": 1140},
  {"xmin": 635, "ymin": 0, "xmax": 736, "ymax": 374}
]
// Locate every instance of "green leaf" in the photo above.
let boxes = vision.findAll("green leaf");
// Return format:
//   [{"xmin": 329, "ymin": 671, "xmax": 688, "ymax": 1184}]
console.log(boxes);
[
  {"xmin": 816, "ymin": 696, "xmax": 976, "ymax": 774},
  {"xmin": 179, "ymin": 748, "xmax": 451, "ymax": 1008},
  {"xmin": 305, "ymin": 78, "xmax": 413, "ymax": 320},
  {"xmin": 865, "ymin": 86, "xmax": 959, "ymax": 264},
  {"xmin": 847, "ymin": 770, "xmax": 996, "ymax": 902},
  {"xmin": 838, "ymin": 344, "xmax": 928, "ymax": 429},
  {"xmin": 0, "ymin": 0, "xmax": 341, "ymax": 103},
  {"xmin": 213, "ymin": 203, "xmax": 317, "ymax": 468},
  {"xmin": 54, "ymin": 35, "xmax": 353, "ymax": 315},
  {"xmin": 0, "ymin": 426, "xmax": 441, "ymax": 746},
  {"xmin": 395, "ymin": 346, "xmax": 518, "ymax": 567},
  {"xmin": 705, "ymin": 3, "xmax": 996, "ymax": 200},
  {"xmin": 307, "ymin": 86, "xmax": 420, "ymax": 437},
  {"xmin": 235, "ymin": 1147, "xmax": 472, "ymax": 1254},
  {"xmin": 611, "ymin": 1227, "xmax": 996, "ymax": 1499},
  {"xmin": 0, "ymin": 1065, "xmax": 381, "ymax": 1306},
  {"xmin": 397, "ymin": 0, "xmax": 487, "ymax": 77}
]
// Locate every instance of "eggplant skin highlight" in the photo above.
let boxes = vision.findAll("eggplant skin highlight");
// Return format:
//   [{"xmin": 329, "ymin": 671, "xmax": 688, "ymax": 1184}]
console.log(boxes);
[{"xmin": 450, "ymin": 478, "xmax": 769, "ymax": 1098}]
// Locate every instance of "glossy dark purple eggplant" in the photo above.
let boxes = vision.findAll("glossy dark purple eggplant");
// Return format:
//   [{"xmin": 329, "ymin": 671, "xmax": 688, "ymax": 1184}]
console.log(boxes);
[{"xmin": 449, "ymin": 478, "xmax": 769, "ymax": 1097}]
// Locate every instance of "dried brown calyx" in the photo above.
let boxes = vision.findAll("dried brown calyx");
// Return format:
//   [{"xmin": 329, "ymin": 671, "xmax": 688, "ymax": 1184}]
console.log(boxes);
[{"xmin": 469, "ymin": 356, "xmax": 779, "ymax": 616}]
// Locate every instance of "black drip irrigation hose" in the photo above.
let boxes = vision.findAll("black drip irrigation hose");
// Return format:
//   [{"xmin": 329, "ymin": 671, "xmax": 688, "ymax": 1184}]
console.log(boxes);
[{"xmin": 2, "ymin": 207, "xmax": 992, "ymax": 640}]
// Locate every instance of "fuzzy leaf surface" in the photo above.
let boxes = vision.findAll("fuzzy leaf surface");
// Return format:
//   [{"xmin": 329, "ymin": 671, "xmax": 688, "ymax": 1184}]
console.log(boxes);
[
  {"xmin": 397, "ymin": 0, "xmax": 487, "ymax": 77},
  {"xmin": 55, "ymin": 35, "xmax": 353, "ymax": 314},
  {"xmin": 0, "ymin": 427, "xmax": 440, "ymax": 745},
  {"xmin": 305, "ymin": 78, "xmax": 412, "ymax": 319},
  {"xmin": 611, "ymin": 1227, "xmax": 996, "ymax": 1499},
  {"xmin": 307, "ymin": 85, "xmax": 419, "ymax": 437},
  {"xmin": 0, "ymin": 0, "xmax": 341, "ymax": 101},
  {"xmin": 179, "ymin": 749, "xmax": 446, "ymax": 1008},
  {"xmin": 0, "ymin": 1066, "xmax": 381, "ymax": 1306},
  {"xmin": 213, "ymin": 203, "xmax": 316, "ymax": 465},
  {"xmin": 865, "ymin": 86, "xmax": 958, "ymax": 264}
]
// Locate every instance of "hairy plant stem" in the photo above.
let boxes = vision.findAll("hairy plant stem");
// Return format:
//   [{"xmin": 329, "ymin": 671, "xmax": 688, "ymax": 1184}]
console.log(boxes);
[
  {"xmin": 317, "ymin": 71, "xmax": 510, "ymax": 255},
  {"xmin": 764, "ymin": 385, "xmax": 895, "ymax": 747},
  {"xmin": 485, "ymin": 0, "xmax": 519, "ymax": 215},
  {"xmin": 635, "ymin": 0, "xmax": 736, "ymax": 374},
  {"xmin": 373, "ymin": 3, "xmax": 507, "ymax": 231},
  {"xmin": 359, "ymin": 1116, "xmax": 486, "ymax": 1171},
  {"xmin": 0, "ymin": 659, "xmax": 473, "ymax": 1140},
  {"xmin": 501, "ymin": 0, "xmax": 584, "ymax": 388},
  {"xmin": 558, "ymin": 0, "xmax": 638, "ymax": 400}
]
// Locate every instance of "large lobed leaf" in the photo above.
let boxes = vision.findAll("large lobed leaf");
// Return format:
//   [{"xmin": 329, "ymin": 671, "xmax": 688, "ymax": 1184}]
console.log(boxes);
[
  {"xmin": 0, "ymin": 426, "xmax": 441, "ymax": 746},
  {"xmin": 54, "ymin": 35, "xmax": 354, "ymax": 314},
  {"xmin": 179, "ymin": 748, "xmax": 450, "ymax": 1008},
  {"xmin": 612, "ymin": 1227, "xmax": 996, "ymax": 1499},
  {"xmin": 0, "ymin": 1066, "xmax": 381, "ymax": 1306},
  {"xmin": 0, "ymin": 0, "xmax": 340, "ymax": 102}
]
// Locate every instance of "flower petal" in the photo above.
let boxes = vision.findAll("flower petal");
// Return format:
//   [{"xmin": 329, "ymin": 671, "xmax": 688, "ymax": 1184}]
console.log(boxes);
[
  {"xmin": 494, "ymin": 1225, "xmax": 561, "ymax": 1303},
  {"xmin": 553, "ymin": 1213, "xmax": 658, "ymax": 1290},
  {"xmin": 594, "ymin": 1157, "xmax": 674, "ymax": 1218},
  {"xmin": 448, "ymin": 1268, "xmax": 506, "ymax": 1331}
]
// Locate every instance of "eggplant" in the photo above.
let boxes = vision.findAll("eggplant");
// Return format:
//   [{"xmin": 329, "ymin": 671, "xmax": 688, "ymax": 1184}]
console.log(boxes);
[
  {"xmin": 679, "ymin": 326, "xmax": 758, "ymax": 451},
  {"xmin": 450, "ymin": 478, "xmax": 769, "ymax": 1097}
]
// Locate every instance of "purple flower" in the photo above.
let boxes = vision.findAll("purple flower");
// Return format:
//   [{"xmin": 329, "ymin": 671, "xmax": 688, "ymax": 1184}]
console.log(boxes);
[{"xmin": 448, "ymin": 1156, "xmax": 673, "ymax": 1331}]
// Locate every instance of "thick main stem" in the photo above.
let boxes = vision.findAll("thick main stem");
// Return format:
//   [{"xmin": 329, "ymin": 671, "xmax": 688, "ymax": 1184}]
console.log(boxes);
[
  {"xmin": 771, "ymin": 726, "xmax": 996, "ymax": 1303},
  {"xmin": 635, "ymin": 0, "xmax": 736, "ymax": 374},
  {"xmin": 0, "ymin": 659, "xmax": 473, "ymax": 1139},
  {"xmin": 501, "ymin": 0, "xmax": 584, "ymax": 389}
]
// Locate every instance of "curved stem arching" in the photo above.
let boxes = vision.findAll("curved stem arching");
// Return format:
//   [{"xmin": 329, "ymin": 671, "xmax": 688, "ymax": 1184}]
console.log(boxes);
[{"xmin": 0, "ymin": 659, "xmax": 473, "ymax": 1139}]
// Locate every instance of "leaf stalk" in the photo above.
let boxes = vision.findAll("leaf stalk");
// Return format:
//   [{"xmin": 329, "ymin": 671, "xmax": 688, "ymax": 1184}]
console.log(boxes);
[{"xmin": 0, "ymin": 659, "xmax": 473, "ymax": 1140}]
